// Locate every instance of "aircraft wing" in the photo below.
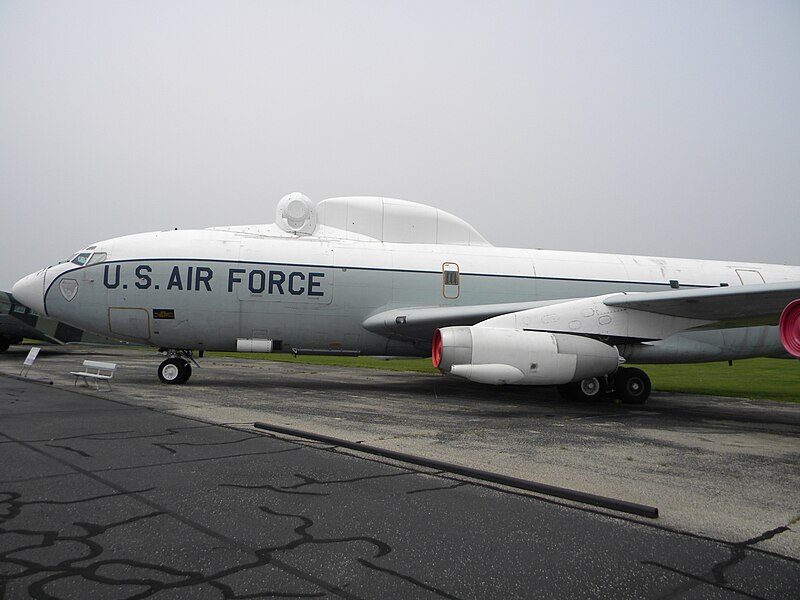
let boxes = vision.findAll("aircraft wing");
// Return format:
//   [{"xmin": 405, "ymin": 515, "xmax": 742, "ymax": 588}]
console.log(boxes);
[
  {"xmin": 362, "ymin": 299, "xmax": 574, "ymax": 342},
  {"xmin": 603, "ymin": 281, "xmax": 800, "ymax": 327},
  {"xmin": 0, "ymin": 313, "xmax": 63, "ymax": 345},
  {"xmin": 0, "ymin": 290, "xmax": 127, "ymax": 348},
  {"xmin": 363, "ymin": 281, "xmax": 800, "ymax": 349}
]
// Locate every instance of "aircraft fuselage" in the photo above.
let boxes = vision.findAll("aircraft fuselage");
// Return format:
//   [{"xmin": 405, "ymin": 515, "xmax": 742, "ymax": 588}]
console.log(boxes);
[{"xmin": 18, "ymin": 228, "xmax": 800, "ymax": 362}]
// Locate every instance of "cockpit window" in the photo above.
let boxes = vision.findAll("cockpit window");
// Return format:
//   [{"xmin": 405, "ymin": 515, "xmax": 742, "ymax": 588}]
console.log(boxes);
[
  {"xmin": 86, "ymin": 252, "xmax": 107, "ymax": 265},
  {"xmin": 71, "ymin": 253, "xmax": 92, "ymax": 266}
]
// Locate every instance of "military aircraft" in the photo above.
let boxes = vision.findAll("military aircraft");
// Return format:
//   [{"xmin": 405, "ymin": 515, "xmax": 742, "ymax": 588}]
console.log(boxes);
[
  {"xmin": 12, "ymin": 194, "xmax": 800, "ymax": 403},
  {"xmin": 0, "ymin": 290, "xmax": 124, "ymax": 351}
]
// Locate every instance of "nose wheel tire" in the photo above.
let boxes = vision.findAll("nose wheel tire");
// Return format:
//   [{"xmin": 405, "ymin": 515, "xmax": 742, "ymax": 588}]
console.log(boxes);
[
  {"xmin": 614, "ymin": 367, "xmax": 651, "ymax": 404},
  {"xmin": 158, "ymin": 358, "xmax": 192, "ymax": 384}
]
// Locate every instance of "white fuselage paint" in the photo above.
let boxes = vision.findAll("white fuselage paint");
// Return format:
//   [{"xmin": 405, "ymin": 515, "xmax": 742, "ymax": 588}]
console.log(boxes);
[{"xmin": 26, "ymin": 228, "xmax": 800, "ymax": 362}]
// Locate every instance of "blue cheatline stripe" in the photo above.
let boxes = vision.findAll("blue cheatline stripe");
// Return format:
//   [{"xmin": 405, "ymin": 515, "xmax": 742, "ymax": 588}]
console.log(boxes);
[
  {"xmin": 50, "ymin": 256, "xmax": 714, "ymax": 287},
  {"xmin": 42, "ymin": 257, "xmax": 715, "ymax": 313}
]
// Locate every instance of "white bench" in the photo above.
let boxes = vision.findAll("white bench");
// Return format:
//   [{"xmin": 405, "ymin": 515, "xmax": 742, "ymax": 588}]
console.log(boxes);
[{"xmin": 70, "ymin": 360, "xmax": 117, "ymax": 391}]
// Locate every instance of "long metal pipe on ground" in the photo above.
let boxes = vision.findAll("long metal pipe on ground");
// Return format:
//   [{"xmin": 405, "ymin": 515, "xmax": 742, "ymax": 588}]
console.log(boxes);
[{"xmin": 253, "ymin": 421, "xmax": 659, "ymax": 519}]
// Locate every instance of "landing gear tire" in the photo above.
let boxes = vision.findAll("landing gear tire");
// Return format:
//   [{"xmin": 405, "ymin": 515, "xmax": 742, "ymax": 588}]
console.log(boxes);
[
  {"xmin": 158, "ymin": 358, "xmax": 191, "ymax": 384},
  {"xmin": 614, "ymin": 367, "xmax": 651, "ymax": 404},
  {"xmin": 0, "ymin": 337, "xmax": 10, "ymax": 353},
  {"xmin": 180, "ymin": 361, "xmax": 192, "ymax": 383},
  {"xmin": 557, "ymin": 376, "xmax": 607, "ymax": 402}
]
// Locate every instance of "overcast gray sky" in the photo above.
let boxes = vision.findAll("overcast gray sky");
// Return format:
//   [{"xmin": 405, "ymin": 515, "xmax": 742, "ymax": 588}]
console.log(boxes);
[{"xmin": 2, "ymin": 0, "xmax": 799, "ymax": 290}]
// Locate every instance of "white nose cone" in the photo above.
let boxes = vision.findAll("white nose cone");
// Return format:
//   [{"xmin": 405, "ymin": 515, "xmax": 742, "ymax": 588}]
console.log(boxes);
[{"xmin": 12, "ymin": 270, "xmax": 47, "ymax": 315}]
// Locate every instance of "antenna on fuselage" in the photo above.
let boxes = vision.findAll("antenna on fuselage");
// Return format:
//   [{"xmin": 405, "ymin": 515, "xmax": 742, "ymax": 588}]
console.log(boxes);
[{"xmin": 276, "ymin": 192, "xmax": 317, "ymax": 235}]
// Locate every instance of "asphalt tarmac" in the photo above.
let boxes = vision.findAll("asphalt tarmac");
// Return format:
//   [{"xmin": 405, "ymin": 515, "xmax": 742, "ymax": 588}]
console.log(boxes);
[{"xmin": 1, "ymin": 345, "xmax": 798, "ymax": 598}]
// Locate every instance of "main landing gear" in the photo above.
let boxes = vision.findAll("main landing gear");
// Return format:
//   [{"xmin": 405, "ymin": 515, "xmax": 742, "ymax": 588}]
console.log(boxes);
[
  {"xmin": 157, "ymin": 349, "xmax": 196, "ymax": 384},
  {"xmin": 557, "ymin": 367, "xmax": 651, "ymax": 404}
]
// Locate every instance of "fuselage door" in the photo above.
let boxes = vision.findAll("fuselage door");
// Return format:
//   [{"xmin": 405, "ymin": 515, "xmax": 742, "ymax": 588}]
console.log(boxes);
[
  {"xmin": 442, "ymin": 262, "xmax": 460, "ymax": 299},
  {"xmin": 108, "ymin": 307, "xmax": 151, "ymax": 341}
]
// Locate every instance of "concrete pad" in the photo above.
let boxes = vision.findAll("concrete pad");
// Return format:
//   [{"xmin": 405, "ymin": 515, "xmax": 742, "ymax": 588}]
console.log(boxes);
[{"xmin": 1, "ymin": 345, "xmax": 798, "ymax": 597}]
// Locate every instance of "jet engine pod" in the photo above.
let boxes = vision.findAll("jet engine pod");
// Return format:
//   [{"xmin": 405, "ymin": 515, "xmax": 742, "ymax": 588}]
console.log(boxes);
[
  {"xmin": 276, "ymin": 192, "xmax": 317, "ymax": 235},
  {"xmin": 779, "ymin": 299, "xmax": 800, "ymax": 358},
  {"xmin": 433, "ymin": 326, "xmax": 619, "ymax": 386}
]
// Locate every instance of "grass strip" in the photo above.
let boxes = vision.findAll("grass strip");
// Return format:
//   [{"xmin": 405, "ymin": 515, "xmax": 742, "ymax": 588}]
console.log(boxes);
[
  {"xmin": 207, "ymin": 351, "xmax": 438, "ymax": 373},
  {"xmin": 627, "ymin": 358, "xmax": 799, "ymax": 403}
]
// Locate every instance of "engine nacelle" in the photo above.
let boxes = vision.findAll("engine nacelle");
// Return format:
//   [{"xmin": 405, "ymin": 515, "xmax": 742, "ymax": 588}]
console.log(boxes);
[
  {"xmin": 779, "ymin": 299, "xmax": 800, "ymax": 358},
  {"xmin": 432, "ymin": 326, "xmax": 620, "ymax": 385}
]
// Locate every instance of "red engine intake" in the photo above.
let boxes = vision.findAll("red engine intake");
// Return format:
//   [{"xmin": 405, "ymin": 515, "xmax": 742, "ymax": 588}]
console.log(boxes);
[
  {"xmin": 431, "ymin": 329, "xmax": 443, "ymax": 368},
  {"xmin": 779, "ymin": 300, "xmax": 800, "ymax": 358}
]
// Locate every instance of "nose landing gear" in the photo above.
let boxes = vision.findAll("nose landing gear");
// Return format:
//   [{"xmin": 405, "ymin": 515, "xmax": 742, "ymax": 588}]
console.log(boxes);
[{"xmin": 157, "ymin": 349, "xmax": 197, "ymax": 384}]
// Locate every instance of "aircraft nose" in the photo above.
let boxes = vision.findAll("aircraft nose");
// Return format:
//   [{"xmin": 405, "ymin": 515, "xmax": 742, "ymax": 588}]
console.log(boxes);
[{"xmin": 12, "ymin": 269, "xmax": 47, "ymax": 315}]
